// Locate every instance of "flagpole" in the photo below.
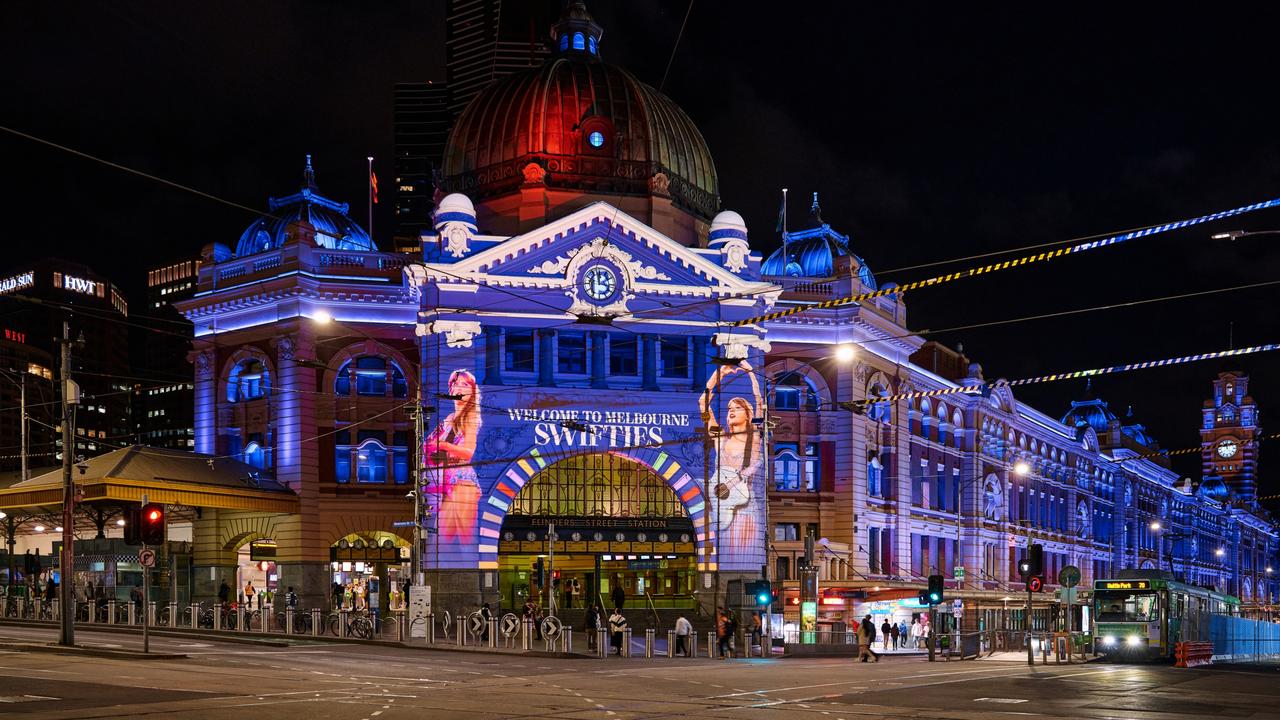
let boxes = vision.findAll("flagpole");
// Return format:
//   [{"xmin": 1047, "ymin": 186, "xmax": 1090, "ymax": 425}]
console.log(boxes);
[
  {"xmin": 781, "ymin": 187, "xmax": 789, "ymax": 269},
  {"xmin": 367, "ymin": 155, "xmax": 374, "ymax": 240}
]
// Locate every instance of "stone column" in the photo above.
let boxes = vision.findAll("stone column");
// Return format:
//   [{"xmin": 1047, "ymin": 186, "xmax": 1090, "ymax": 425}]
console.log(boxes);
[
  {"xmin": 641, "ymin": 335, "xmax": 659, "ymax": 391},
  {"xmin": 192, "ymin": 347, "xmax": 217, "ymax": 455},
  {"xmin": 538, "ymin": 329, "xmax": 556, "ymax": 387}
]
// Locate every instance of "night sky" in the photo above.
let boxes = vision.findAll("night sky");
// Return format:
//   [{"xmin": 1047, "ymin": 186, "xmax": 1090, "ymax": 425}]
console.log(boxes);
[{"xmin": 5, "ymin": 2, "xmax": 1279, "ymax": 487}]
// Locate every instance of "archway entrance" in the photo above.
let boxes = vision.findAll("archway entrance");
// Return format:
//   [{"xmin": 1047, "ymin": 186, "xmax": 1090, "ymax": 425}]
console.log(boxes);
[
  {"xmin": 330, "ymin": 532, "xmax": 410, "ymax": 611},
  {"xmin": 498, "ymin": 452, "xmax": 698, "ymax": 613}
]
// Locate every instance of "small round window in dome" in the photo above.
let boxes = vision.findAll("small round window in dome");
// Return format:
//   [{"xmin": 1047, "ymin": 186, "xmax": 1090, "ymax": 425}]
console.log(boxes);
[{"xmin": 588, "ymin": 131, "xmax": 605, "ymax": 148}]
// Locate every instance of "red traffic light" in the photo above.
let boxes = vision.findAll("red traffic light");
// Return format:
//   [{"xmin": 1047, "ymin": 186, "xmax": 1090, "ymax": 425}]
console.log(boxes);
[
  {"xmin": 139, "ymin": 503, "xmax": 165, "ymax": 545},
  {"xmin": 147, "ymin": 509, "xmax": 162, "ymax": 522},
  {"xmin": 1028, "ymin": 575, "xmax": 1044, "ymax": 592}
]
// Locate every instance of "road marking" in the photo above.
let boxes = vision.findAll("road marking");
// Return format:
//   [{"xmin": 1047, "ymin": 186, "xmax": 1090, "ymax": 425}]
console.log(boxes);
[{"xmin": 975, "ymin": 697, "xmax": 1029, "ymax": 704}]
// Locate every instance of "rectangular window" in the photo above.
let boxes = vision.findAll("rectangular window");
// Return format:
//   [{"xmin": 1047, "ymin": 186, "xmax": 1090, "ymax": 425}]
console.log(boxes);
[
  {"xmin": 868, "ymin": 527, "xmax": 882, "ymax": 574},
  {"xmin": 774, "ymin": 523, "xmax": 799, "ymax": 541},
  {"xmin": 557, "ymin": 332, "xmax": 588, "ymax": 374},
  {"xmin": 609, "ymin": 334, "xmax": 638, "ymax": 376},
  {"xmin": 505, "ymin": 330, "xmax": 535, "ymax": 372},
  {"xmin": 659, "ymin": 336, "xmax": 689, "ymax": 378}
]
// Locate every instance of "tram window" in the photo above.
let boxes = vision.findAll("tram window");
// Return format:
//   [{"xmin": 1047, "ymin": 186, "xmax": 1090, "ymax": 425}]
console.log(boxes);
[{"xmin": 1097, "ymin": 592, "xmax": 1157, "ymax": 622}]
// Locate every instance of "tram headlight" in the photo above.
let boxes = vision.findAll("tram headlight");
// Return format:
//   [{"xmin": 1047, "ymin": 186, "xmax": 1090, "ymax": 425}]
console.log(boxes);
[
  {"xmin": 1102, "ymin": 635, "xmax": 1117, "ymax": 646},
  {"xmin": 1126, "ymin": 636, "xmax": 1142, "ymax": 646}
]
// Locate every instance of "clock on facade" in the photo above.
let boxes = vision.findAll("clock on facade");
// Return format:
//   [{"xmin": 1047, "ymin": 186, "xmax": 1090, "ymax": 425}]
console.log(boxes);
[
  {"xmin": 1217, "ymin": 440, "xmax": 1239, "ymax": 459},
  {"xmin": 582, "ymin": 265, "xmax": 617, "ymax": 301}
]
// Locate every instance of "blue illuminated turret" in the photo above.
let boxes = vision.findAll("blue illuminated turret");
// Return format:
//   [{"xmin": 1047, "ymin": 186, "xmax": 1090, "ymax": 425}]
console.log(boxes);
[
  {"xmin": 234, "ymin": 155, "xmax": 377, "ymax": 257},
  {"xmin": 761, "ymin": 192, "xmax": 876, "ymax": 286}
]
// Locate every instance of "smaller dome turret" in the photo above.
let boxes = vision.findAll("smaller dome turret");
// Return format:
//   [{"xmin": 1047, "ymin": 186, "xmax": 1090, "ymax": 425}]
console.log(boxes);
[
  {"xmin": 708, "ymin": 210, "xmax": 747, "ymax": 247},
  {"xmin": 761, "ymin": 192, "xmax": 876, "ymax": 285},
  {"xmin": 235, "ymin": 155, "xmax": 376, "ymax": 257},
  {"xmin": 434, "ymin": 193, "xmax": 477, "ymax": 231},
  {"xmin": 1061, "ymin": 380, "xmax": 1118, "ymax": 434}
]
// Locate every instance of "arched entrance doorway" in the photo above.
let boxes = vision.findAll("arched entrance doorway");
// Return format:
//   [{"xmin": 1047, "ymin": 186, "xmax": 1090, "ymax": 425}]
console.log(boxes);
[
  {"xmin": 330, "ymin": 532, "xmax": 410, "ymax": 611},
  {"xmin": 497, "ymin": 452, "xmax": 699, "ymax": 612}
]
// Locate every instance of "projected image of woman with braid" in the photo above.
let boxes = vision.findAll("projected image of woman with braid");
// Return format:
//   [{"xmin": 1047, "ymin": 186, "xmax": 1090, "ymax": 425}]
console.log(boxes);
[{"xmin": 700, "ymin": 362, "xmax": 764, "ymax": 551}]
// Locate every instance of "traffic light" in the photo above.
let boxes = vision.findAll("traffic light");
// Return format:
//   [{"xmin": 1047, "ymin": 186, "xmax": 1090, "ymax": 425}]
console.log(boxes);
[
  {"xmin": 1017, "ymin": 557, "xmax": 1031, "ymax": 579},
  {"xmin": 532, "ymin": 558, "xmax": 544, "ymax": 586},
  {"xmin": 748, "ymin": 580, "xmax": 772, "ymax": 605},
  {"xmin": 1028, "ymin": 543, "xmax": 1044, "ymax": 576},
  {"xmin": 140, "ymin": 503, "xmax": 165, "ymax": 545},
  {"xmin": 1027, "ymin": 575, "xmax": 1045, "ymax": 593},
  {"xmin": 926, "ymin": 574, "xmax": 945, "ymax": 605},
  {"xmin": 122, "ymin": 506, "xmax": 141, "ymax": 546}
]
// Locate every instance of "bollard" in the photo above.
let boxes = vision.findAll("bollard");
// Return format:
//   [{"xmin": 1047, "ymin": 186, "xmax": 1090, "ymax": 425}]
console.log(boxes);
[
  {"xmin": 16, "ymin": 598, "xmax": 24, "ymax": 621},
  {"xmin": 286, "ymin": 609, "xmax": 295, "ymax": 635},
  {"xmin": 597, "ymin": 628, "xmax": 608, "ymax": 658},
  {"xmin": 87, "ymin": 599, "xmax": 96, "ymax": 624},
  {"xmin": 339, "ymin": 609, "xmax": 349, "ymax": 638},
  {"xmin": 148, "ymin": 601, "xmax": 157, "ymax": 627},
  {"xmin": 488, "ymin": 618, "xmax": 498, "ymax": 648},
  {"xmin": 456, "ymin": 619, "xmax": 466, "ymax": 646},
  {"xmin": 706, "ymin": 631, "xmax": 716, "ymax": 658},
  {"xmin": 667, "ymin": 630, "xmax": 676, "ymax": 658},
  {"xmin": 52, "ymin": 599, "xmax": 60, "ymax": 622},
  {"xmin": 168, "ymin": 602, "xmax": 177, "ymax": 628},
  {"xmin": 622, "ymin": 628, "xmax": 632, "ymax": 658},
  {"xmin": 690, "ymin": 631, "xmax": 697, "ymax": 658},
  {"xmin": 427, "ymin": 613, "xmax": 435, "ymax": 644},
  {"xmin": 562, "ymin": 628, "xmax": 573, "ymax": 654},
  {"xmin": 645, "ymin": 628, "xmax": 654, "ymax": 658},
  {"xmin": 235, "ymin": 606, "xmax": 245, "ymax": 633},
  {"xmin": 522, "ymin": 619, "xmax": 533, "ymax": 651},
  {"xmin": 190, "ymin": 603, "xmax": 199, "ymax": 630},
  {"xmin": 106, "ymin": 600, "xmax": 117, "ymax": 625},
  {"xmin": 311, "ymin": 608, "xmax": 321, "ymax": 637},
  {"xmin": 128, "ymin": 603, "xmax": 137, "ymax": 627}
]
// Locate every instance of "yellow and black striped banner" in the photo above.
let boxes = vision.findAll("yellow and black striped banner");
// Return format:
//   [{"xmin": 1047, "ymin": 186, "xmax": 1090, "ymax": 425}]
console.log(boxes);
[{"xmin": 736, "ymin": 197, "xmax": 1280, "ymax": 327}]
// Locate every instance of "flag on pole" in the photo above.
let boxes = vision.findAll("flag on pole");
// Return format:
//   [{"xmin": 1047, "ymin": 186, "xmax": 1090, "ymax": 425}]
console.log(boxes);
[
  {"xmin": 775, "ymin": 194, "xmax": 786, "ymax": 233},
  {"xmin": 370, "ymin": 170, "xmax": 379, "ymax": 204}
]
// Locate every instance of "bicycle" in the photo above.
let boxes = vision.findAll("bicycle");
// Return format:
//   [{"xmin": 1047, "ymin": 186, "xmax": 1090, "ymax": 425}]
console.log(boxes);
[
  {"xmin": 275, "ymin": 608, "xmax": 312, "ymax": 634},
  {"xmin": 325, "ymin": 611, "xmax": 375, "ymax": 639}
]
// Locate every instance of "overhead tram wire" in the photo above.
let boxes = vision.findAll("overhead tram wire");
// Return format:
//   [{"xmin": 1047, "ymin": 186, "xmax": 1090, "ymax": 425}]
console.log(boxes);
[
  {"xmin": 850, "ymin": 342, "xmax": 1280, "ymax": 409},
  {"xmin": 730, "ymin": 197, "xmax": 1280, "ymax": 328}
]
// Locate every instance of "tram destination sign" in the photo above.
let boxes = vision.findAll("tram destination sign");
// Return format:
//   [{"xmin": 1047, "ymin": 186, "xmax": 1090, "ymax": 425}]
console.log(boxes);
[{"xmin": 1095, "ymin": 580, "xmax": 1150, "ymax": 590}]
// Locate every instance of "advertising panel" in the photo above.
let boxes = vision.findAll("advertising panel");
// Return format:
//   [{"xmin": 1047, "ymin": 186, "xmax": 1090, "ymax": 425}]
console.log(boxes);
[{"xmin": 421, "ymin": 346, "xmax": 768, "ymax": 574}]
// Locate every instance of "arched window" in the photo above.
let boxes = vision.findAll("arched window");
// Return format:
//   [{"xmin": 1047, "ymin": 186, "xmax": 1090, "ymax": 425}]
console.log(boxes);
[
  {"xmin": 867, "ymin": 449, "xmax": 885, "ymax": 498},
  {"xmin": 588, "ymin": 35, "xmax": 597, "ymax": 54},
  {"xmin": 559, "ymin": 34, "xmax": 569, "ymax": 51},
  {"xmin": 228, "ymin": 358, "xmax": 270, "ymax": 402},
  {"xmin": 335, "ymin": 355, "xmax": 408, "ymax": 398},
  {"xmin": 866, "ymin": 382, "xmax": 890, "ymax": 423},
  {"xmin": 773, "ymin": 371, "xmax": 818, "ymax": 411},
  {"xmin": 335, "ymin": 429, "xmax": 410, "ymax": 484},
  {"xmin": 572, "ymin": 32, "xmax": 585, "ymax": 50},
  {"xmin": 243, "ymin": 440, "xmax": 267, "ymax": 469}
]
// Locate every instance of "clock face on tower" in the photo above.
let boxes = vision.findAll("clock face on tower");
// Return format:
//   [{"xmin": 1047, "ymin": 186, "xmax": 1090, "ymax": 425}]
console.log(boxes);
[
  {"xmin": 582, "ymin": 265, "xmax": 617, "ymax": 301},
  {"xmin": 1217, "ymin": 440, "xmax": 1239, "ymax": 459}
]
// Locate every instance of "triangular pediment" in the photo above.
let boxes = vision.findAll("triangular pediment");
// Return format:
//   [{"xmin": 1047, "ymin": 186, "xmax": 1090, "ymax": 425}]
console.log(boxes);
[{"xmin": 426, "ymin": 202, "xmax": 767, "ymax": 296}]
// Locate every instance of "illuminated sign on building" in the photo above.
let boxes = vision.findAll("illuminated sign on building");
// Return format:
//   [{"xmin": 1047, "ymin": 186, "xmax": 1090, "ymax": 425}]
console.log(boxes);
[
  {"xmin": 3, "ymin": 328, "xmax": 25, "ymax": 344},
  {"xmin": 53, "ymin": 272, "xmax": 105, "ymax": 298},
  {"xmin": 1096, "ymin": 580, "xmax": 1151, "ymax": 590},
  {"xmin": 0, "ymin": 272, "xmax": 34, "ymax": 296}
]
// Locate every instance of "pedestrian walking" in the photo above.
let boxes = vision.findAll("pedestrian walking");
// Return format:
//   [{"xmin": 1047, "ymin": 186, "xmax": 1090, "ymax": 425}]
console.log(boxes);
[
  {"xmin": 898, "ymin": 620, "xmax": 909, "ymax": 648},
  {"xmin": 890, "ymin": 621, "xmax": 901, "ymax": 649},
  {"xmin": 608, "ymin": 607, "xmax": 627, "ymax": 655},
  {"xmin": 716, "ymin": 607, "xmax": 733, "ymax": 659},
  {"xmin": 585, "ymin": 603, "xmax": 601, "ymax": 651},
  {"xmin": 911, "ymin": 618, "xmax": 924, "ymax": 649},
  {"xmin": 611, "ymin": 582, "xmax": 625, "ymax": 610},
  {"xmin": 130, "ymin": 583, "xmax": 144, "ymax": 609},
  {"xmin": 857, "ymin": 613, "xmax": 880, "ymax": 662},
  {"xmin": 881, "ymin": 619, "xmax": 892, "ymax": 650},
  {"xmin": 675, "ymin": 614, "xmax": 692, "ymax": 657},
  {"xmin": 218, "ymin": 579, "xmax": 231, "ymax": 606}
]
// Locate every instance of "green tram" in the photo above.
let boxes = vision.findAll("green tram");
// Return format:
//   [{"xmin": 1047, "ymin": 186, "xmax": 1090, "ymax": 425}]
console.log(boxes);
[{"xmin": 1093, "ymin": 574, "xmax": 1239, "ymax": 661}]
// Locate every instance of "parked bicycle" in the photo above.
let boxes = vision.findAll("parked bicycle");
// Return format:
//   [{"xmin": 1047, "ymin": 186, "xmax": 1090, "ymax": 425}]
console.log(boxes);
[
  {"xmin": 275, "ymin": 608, "xmax": 313, "ymax": 634},
  {"xmin": 325, "ymin": 611, "xmax": 375, "ymax": 639}
]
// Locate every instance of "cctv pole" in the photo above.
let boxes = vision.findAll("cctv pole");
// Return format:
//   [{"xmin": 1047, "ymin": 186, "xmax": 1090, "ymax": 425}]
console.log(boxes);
[
  {"xmin": 142, "ymin": 542, "xmax": 150, "ymax": 654},
  {"xmin": 58, "ymin": 321, "xmax": 75, "ymax": 646}
]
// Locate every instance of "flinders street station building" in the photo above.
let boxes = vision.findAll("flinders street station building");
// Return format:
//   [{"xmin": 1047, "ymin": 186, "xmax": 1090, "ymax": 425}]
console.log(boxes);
[{"xmin": 145, "ymin": 2, "xmax": 1277, "ymax": 629}]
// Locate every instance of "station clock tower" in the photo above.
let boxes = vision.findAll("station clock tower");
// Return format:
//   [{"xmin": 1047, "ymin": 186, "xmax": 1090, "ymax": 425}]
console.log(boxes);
[{"xmin": 1201, "ymin": 371, "xmax": 1261, "ymax": 501}]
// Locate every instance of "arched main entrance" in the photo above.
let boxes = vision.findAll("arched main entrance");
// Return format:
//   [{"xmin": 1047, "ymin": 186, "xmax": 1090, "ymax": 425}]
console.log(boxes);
[{"xmin": 495, "ymin": 452, "xmax": 703, "ymax": 612}]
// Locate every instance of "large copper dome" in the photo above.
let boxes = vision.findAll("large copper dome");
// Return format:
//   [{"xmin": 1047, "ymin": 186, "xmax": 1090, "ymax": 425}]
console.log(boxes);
[{"xmin": 441, "ymin": 4, "xmax": 719, "ymax": 224}]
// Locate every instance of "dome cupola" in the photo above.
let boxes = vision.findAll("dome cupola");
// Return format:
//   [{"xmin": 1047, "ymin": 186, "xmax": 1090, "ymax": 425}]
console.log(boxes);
[
  {"xmin": 761, "ymin": 193, "xmax": 876, "ymax": 286},
  {"xmin": 440, "ymin": 2, "xmax": 718, "ymax": 244}
]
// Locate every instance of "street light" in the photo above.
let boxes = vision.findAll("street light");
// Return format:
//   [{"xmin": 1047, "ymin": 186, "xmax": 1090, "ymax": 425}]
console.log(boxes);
[
  {"xmin": 834, "ymin": 344, "xmax": 856, "ymax": 363},
  {"xmin": 312, "ymin": 308, "xmax": 332, "ymax": 325},
  {"xmin": 1211, "ymin": 229, "xmax": 1280, "ymax": 241},
  {"xmin": 1013, "ymin": 460, "xmax": 1030, "ymax": 476},
  {"xmin": 1216, "ymin": 547, "xmax": 1226, "ymax": 557},
  {"xmin": 1149, "ymin": 521, "xmax": 1162, "ymax": 531}
]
